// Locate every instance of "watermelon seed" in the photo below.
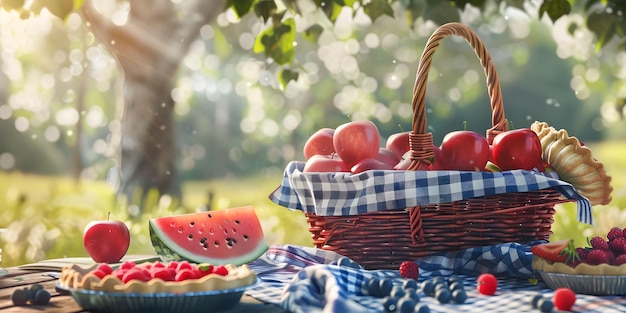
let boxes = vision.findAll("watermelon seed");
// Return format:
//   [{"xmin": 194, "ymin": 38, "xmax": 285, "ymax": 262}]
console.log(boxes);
[
  {"xmin": 200, "ymin": 237, "xmax": 207, "ymax": 244},
  {"xmin": 177, "ymin": 227, "xmax": 183, "ymax": 233},
  {"xmin": 243, "ymin": 234, "xmax": 249, "ymax": 241},
  {"xmin": 209, "ymin": 228, "xmax": 214, "ymax": 235},
  {"xmin": 202, "ymin": 243, "xmax": 208, "ymax": 250},
  {"xmin": 189, "ymin": 221, "xmax": 195, "ymax": 227},
  {"xmin": 208, "ymin": 213, "xmax": 212, "ymax": 218},
  {"xmin": 214, "ymin": 240, "xmax": 219, "ymax": 247},
  {"xmin": 187, "ymin": 234, "xmax": 193, "ymax": 240},
  {"xmin": 235, "ymin": 220, "xmax": 240, "ymax": 224}
]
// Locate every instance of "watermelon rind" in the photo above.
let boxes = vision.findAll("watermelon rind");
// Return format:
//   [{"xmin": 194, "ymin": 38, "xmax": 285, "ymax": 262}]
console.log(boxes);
[{"xmin": 149, "ymin": 206, "xmax": 269, "ymax": 266}]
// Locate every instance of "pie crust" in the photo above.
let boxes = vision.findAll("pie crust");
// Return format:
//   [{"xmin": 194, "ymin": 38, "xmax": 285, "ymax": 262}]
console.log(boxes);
[
  {"xmin": 530, "ymin": 121, "xmax": 612, "ymax": 206},
  {"xmin": 58, "ymin": 263, "xmax": 257, "ymax": 293},
  {"xmin": 532, "ymin": 257, "xmax": 626, "ymax": 276}
]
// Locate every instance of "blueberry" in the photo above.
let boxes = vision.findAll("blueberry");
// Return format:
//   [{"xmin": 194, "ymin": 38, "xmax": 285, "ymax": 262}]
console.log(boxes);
[
  {"xmin": 379, "ymin": 278, "xmax": 393, "ymax": 297},
  {"xmin": 32, "ymin": 289, "xmax": 51, "ymax": 305},
  {"xmin": 421, "ymin": 281, "xmax": 436, "ymax": 296},
  {"xmin": 431, "ymin": 277, "xmax": 447, "ymax": 285},
  {"xmin": 397, "ymin": 297, "xmax": 417, "ymax": 313},
  {"xmin": 448, "ymin": 281, "xmax": 464, "ymax": 292},
  {"xmin": 538, "ymin": 298, "xmax": 554, "ymax": 312},
  {"xmin": 390, "ymin": 286, "xmax": 406, "ymax": 298},
  {"xmin": 452, "ymin": 289, "xmax": 467, "ymax": 304},
  {"xmin": 415, "ymin": 303, "xmax": 431, "ymax": 313},
  {"xmin": 402, "ymin": 279, "xmax": 418, "ymax": 290},
  {"xmin": 365, "ymin": 278, "xmax": 382, "ymax": 297},
  {"xmin": 383, "ymin": 296, "xmax": 398, "ymax": 312},
  {"xmin": 11, "ymin": 289, "xmax": 29, "ymax": 306},
  {"xmin": 434, "ymin": 283, "xmax": 449, "ymax": 292},
  {"xmin": 435, "ymin": 288, "xmax": 452, "ymax": 304},
  {"xmin": 447, "ymin": 276, "xmax": 464, "ymax": 284},
  {"xmin": 337, "ymin": 256, "xmax": 360, "ymax": 269},
  {"xmin": 530, "ymin": 294, "xmax": 543, "ymax": 308}
]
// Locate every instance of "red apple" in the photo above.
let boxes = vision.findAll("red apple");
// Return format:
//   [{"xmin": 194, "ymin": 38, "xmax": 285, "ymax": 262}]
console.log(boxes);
[
  {"xmin": 351, "ymin": 157, "xmax": 394, "ymax": 173},
  {"xmin": 377, "ymin": 148, "xmax": 400, "ymax": 166},
  {"xmin": 439, "ymin": 131, "xmax": 490, "ymax": 171},
  {"xmin": 385, "ymin": 131, "xmax": 411, "ymax": 160},
  {"xmin": 333, "ymin": 120, "xmax": 381, "ymax": 168},
  {"xmin": 303, "ymin": 128, "xmax": 335, "ymax": 160},
  {"xmin": 303, "ymin": 154, "xmax": 349, "ymax": 172},
  {"xmin": 491, "ymin": 128, "xmax": 542, "ymax": 171},
  {"xmin": 83, "ymin": 214, "xmax": 131, "ymax": 263}
]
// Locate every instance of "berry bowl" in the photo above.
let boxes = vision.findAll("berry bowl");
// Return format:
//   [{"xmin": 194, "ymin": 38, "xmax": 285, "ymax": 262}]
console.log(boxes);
[
  {"xmin": 56, "ymin": 282, "xmax": 255, "ymax": 313},
  {"xmin": 537, "ymin": 271, "xmax": 626, "ymax": 296}
]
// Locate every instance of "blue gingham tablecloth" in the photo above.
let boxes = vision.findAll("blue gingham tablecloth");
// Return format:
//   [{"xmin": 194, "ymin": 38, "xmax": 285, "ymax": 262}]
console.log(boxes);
[
  {"xmin": 269, "ymin": 161, "xmax": 594, "ymax": 224},
  {"xmin": 246, "ymin": 245, "xmax": 626, "ymax": 313}
]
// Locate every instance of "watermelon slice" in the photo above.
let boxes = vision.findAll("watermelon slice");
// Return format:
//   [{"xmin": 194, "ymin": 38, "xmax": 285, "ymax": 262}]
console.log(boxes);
[{"xmin": 149, "ymin": 206, "xmax": 268, "ymax": 265}]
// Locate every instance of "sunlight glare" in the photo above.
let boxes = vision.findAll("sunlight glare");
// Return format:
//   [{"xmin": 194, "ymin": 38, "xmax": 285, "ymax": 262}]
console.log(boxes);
[
  {"xmin": 44, "ymin": 125, "xmax": 61, "ymax": 142},
  {"xmin": 55, "ymin": 108, "xmax": 79, "ymax": 126}
]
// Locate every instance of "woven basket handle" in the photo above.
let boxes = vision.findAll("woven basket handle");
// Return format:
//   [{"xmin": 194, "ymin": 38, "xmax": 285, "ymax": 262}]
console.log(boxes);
[{"xmin": 408, "ymin": 22, "xmax": 509, "ymax": 170}]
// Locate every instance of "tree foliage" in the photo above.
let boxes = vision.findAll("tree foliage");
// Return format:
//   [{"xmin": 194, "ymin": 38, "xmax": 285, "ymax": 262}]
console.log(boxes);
[{"xmin": 5, "ymin": 0, "xmax": 622, "ymax": 86}]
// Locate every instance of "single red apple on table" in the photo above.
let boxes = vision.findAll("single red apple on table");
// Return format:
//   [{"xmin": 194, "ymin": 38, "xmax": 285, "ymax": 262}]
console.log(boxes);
[
  {"xmin": 83, "ymin": 213, "xmax": 131, "ymax": 263},
  {"xmin": 303, "ymin": 128, "xmax": 335, "ymax": 160},
  {"xmin": 333, "ymin": 120, "xmax": 381, "ymax": 168},
  {"xmin": 303, "ymin": 154, "xmax": 349, "ymax": 173}
]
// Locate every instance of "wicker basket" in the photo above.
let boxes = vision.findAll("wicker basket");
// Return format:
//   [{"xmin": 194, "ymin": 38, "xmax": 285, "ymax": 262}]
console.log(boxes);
[{"xmin": 304, "ymin": 22, "xmax": 570, "ymax": 270}]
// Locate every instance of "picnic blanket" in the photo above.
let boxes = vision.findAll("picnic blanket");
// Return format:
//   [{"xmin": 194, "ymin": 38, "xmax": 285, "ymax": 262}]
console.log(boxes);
[{"xmin": 246, "ymin": 244, "xmax": 626, "ymax": 313}]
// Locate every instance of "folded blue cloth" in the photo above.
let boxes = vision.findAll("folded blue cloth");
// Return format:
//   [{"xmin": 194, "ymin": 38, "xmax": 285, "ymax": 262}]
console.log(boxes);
[{"xmin": 246, "ymin": 243, "xmax": 546, "ymax": 312}]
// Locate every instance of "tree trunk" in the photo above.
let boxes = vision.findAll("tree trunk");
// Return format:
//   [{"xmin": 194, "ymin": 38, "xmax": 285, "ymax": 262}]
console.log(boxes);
[{"xmin": 81, "ymin": 0, "xmax": 225, "ymax": 202}]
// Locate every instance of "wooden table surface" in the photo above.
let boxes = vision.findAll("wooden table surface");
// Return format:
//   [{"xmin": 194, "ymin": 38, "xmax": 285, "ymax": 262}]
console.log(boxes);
[{"xmin": 0, "ymin": 267, "xmax": 287, "ymax": 312}]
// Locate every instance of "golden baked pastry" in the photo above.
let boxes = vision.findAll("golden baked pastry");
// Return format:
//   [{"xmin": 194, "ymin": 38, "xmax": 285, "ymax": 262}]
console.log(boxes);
[
  {"xmin": 533, "ymin": 256, "xmax": 626, "ymax": 276},
  {"xmin": 58, "ymin": 262, "xmax": 257, "ymax": 293},
  {"xmin": 530, "ymin": 121, "xmax": 612, "ymax": 205}
]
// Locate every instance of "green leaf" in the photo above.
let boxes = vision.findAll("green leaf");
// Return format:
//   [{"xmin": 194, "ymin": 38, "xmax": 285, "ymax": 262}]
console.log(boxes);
[
  {"xmin": 539, "ymin": 0, "xmax": 571, "ymax": 22},
  {"xmin": 253, "ymin": 0, "xmax": 277, "ymax": 23},
  {"xmin": 586, "ymin": 9, "xmax": 617, "ymax": 50},
  {"xmin": 46, "ymin": 0, "xmax": 74, "ymax": 20},
  {"xmin": 253, "ymin": 18, "xmax": 296, "ymax": 65},
  {"xmin": 303, "ymin": 24, "xmax": 324, "ymax": 43},
  {"xmin": 279, "ymin": 69, "xmax": 299, "ymax": 89},
  {"xmin": 314, "ymin": 0, "xmax": 343, "ymax": 22},
  {"xmin": 363, "ymin": 0, "xmax": 394, "ymax": 22},
  {"xmin": 424, "ymin": 0, "xmax": 461, "ymax": 25},
  {"xmin": 400, "ymin": 0, "xmax": 426, "ymax": 28},
  {"xmin": 229, "ymin": 0, "xmax": 255, "ymax": 18},
  {"xmin": 504, "ymin": 0, "xmax": 526, "ymax": 11}
]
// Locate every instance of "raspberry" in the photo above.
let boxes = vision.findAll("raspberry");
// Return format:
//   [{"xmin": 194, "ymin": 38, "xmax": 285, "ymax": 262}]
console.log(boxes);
[
  {"xmin": 586, "ymin": 249, "xmax": 609, "ymax": 265},
  {"xmin": 614, "ymin": 254, "xmax": 626, "ymax": 266},
  {"xmin": 609, "ymin": 237, "xmax": 626, "ymax": 254},
  {"xmin": 399, "ymin": 261, "xmax": 419, "ymax": 280},
  {"xmin": 608, "ymin": 227, "xmax": 624, "ymax": 240},
  {"xmin": 589, "ymin": 236, "xmax": 609, "ymax": 250},
  {"xmin": 576, "ymin": 247, "xmax": 590, "ymax": 260}
]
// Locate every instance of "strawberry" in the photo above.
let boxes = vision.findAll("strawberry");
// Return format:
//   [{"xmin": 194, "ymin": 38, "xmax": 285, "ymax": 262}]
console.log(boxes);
[
  {"xmin": 607, "ymin": 227, "xmax": 623, "ymax": 240},
  {"xmin": 214, "ymin": 265, "xmax": 229, "ymax": 276},
  {"xmin": 399, "ymin": 261, "xmax": 419, "ymax": 280},
  {"xmin": 586, "ymin": 249, "xmax": 609, "ymax": 265},
  {"xmin": 96, "ymin": 263, "xmax": 113, "ymax": 275},
  {"xmin": 531, "ymin": 240, "xmax": 578, "ymax": 264}
]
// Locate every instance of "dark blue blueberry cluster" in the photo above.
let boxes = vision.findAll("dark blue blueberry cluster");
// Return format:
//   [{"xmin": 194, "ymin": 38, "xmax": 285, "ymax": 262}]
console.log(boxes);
[{"xmin": 530, "ymin": 293, "xmax": 554, "ymax": 312}]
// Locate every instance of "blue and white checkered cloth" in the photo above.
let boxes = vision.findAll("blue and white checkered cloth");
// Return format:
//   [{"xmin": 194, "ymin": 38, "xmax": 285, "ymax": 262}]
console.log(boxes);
[
  {"xmin": 246, "ymin": 245, "xmax": 626, "ymax": 313},
  {"xmin": 269, "ymin": 161, "xmax": 594, "ymax": 224}
]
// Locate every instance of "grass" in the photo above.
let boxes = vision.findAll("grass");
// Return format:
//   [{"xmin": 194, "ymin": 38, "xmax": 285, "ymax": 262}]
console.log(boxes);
[{"xmin": 1, "ymin": 140, "xmax": 625, "ymax": 267}]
